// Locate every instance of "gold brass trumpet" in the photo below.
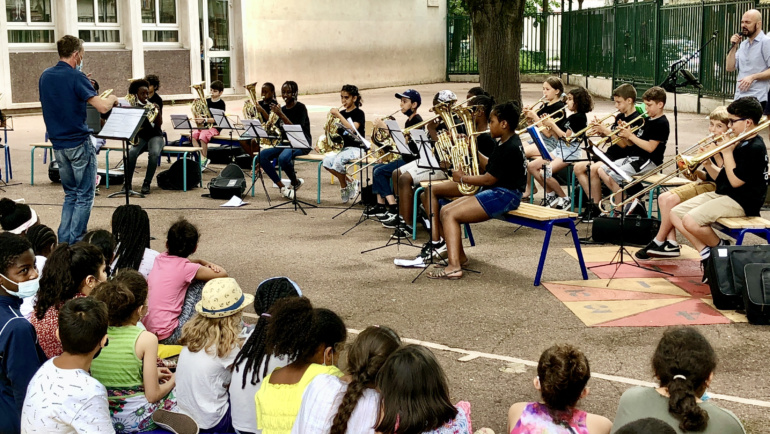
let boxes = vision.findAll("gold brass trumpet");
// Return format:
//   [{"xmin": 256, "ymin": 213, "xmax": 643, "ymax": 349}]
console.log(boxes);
[
  {"xmin": 517, "ymin": 96, "xmax": 547, "ymax": 130},
  {"xmin": 515, "ymin": 106, "xmax": 566, "ymax": 136},
  {"xmin": 566, "ymin": 111, "xmax": 620, "ymax": 144},
  {"xmin": 99, "ymin": 89, "xmax": 114, "ymax": 99},
  {"xmin": 593, "ymin": 116, "xmax": 645, "ymax": 148}
]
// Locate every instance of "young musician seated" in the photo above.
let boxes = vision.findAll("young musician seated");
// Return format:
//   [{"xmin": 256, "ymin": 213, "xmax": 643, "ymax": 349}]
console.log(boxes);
[
  {"xmin": 125, "ymin": 79, "xmax": 164, "ymax": 195},
  {"xmin": 671, "ymin": 97, "xmax": 768, "ymax": 283},
  {"xmin": 418, "ymin": 102, "xmax": 526, "ymax": 280},
  {"xmin": 366, "ymin": 89, "xmax": 423, "ymax": 230},
  {"xmin": 191, "ymin": 80, "xmax": 226, "ymax": 168},
  {"xmin": 574, "ymin": 83, "xmax": 640, "ymax": 221},
  {"xmin": 254, "ymin": 82, "xmax": 277, "ymax": 121},
  {"xmin": 320, "ymin": 84, "xmax": 366, "ymax": 204},
  {"xmin": 527, "ymin": 87, "xmax": 593, "ymax": 210},
  {"xmin": 145, "ymin": 74, "xmax": 163, "ymax": 130},
  {"xmin": 599, "ymin": 86, "xmax": 669, "ymax": 215},
  {"xmin": 636, "ymin": 106, "xmax": 729, "ymax": 260},
  {"xmin": 258, "ymin": 81, "xmax": 312, "ymax": 200}
]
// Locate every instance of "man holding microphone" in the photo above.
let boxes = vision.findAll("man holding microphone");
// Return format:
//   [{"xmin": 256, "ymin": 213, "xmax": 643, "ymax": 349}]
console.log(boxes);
[
  {"xmin": 726, "ymin": 9, "xmax": 770, "ymax": 112},
  {"xmin": 39, "ymin": 35, "xmax": 118, "ymax": 244}
]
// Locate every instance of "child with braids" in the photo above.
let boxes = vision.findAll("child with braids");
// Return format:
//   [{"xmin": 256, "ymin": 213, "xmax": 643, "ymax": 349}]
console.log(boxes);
[
  {"xmin": 230, "ymin": 277, "xmax": 303, "ymax": 434},
  {"xmin": 90, "ymin": 273, "xmax": 195, "ymax": 433},
  {"xmin": 111, "ymin": 204, "xmax": 158, "ymax": 278},
  {"xmin": 145, "ymin": 218, "xmax": 227, "ymax": 345},
  {"xmin": 255, "ymin": 297, "xmax": 347, "ymax": 434},
  {"xmin": 0, "ymin": 232, "xmax": 45, "ymax": 433},
  {"xmin": 21, "ymin": 224, "xmax": 56, "ymax": 317},
  {"xmin": 31, "ymin": 242, "xmax": 107, "ymax": 358},
  {"xmin": 612, "ymin": 327, "xmax": 745, "ymax": 433},
  {"xmin": 507, "ymin": 344, "xmax": 611, "ymax": 434},
  {"xmin": 292, "ymin": 325, "xmax": 402, "ymax": 434}
]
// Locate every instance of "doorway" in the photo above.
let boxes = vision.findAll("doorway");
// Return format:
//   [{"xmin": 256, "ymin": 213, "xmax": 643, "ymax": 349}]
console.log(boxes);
[{"xmin": 199, "ymin": 0, "xmax": 232, "ymax": 90}]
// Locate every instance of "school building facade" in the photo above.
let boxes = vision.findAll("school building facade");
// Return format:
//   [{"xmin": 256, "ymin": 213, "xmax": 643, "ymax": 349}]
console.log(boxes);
[{"xmin": 0, "ymin": 0, "xmax": 447, "ymax": 109}]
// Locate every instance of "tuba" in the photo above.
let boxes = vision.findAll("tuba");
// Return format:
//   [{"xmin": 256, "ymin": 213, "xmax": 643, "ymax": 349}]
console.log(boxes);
[
  {"xmin": 316, "ymin": 107, "xmax": 345, "ymax": 154},
  {"xmin": 432, "ymin": 99, "xmax": 480, "ymax": 195},
  {"xmin": 242, "ymin": 82, "xmax": 263, "ymax": 121},
  {"xmin": 190, "ymin": 82, "xmax": 211, "ymax": 127}
]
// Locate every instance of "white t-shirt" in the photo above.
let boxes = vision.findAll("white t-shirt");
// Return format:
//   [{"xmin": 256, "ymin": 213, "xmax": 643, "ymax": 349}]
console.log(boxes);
[
  {"xmin": 21, "ymin": 358, "xmax": 115, "ymax": 434},
  {"xmin": 291, "ymin": 374, "xmax": 380, "ymax": 434},
  {"xmin": 110, "ymin": 248, "xmax": 159, "ymax": 279},
  {"xmin": 229, "ymin": 353, "xmax": 289, "ymax": 434},
  {"xmin": 175, "ymin": 344, "xmax": 239, "ymax": 430},
  {"xmin": 20, "ymin": 256, "xmax": 46, "ymax": 319}
]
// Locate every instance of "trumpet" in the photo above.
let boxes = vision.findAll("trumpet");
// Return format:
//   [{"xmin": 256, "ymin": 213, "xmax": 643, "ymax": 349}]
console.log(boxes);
[
  {"xmin": 567, "ymin": 111, "xmax": 620, "ymax": 144},
  {"xmin": 517, "ymin": 97, "xmax": 547, "ymax": 130},
  {"xmin": 99, "ymin": 89, "xmax": 114, "ymax": 99},
  {"xmin": 593, "ymin": 116, "xmax": 645, "ymax": 148},
  {"xmin": 601, "ymin": 127, "xmax": 746, "ymax": 212},
  {"xmin": 515, "ymin": 106, "xmax": 566, "ymax": 136}
]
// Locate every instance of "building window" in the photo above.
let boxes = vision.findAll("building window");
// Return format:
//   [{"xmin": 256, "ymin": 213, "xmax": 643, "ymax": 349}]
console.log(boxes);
[
  {"xmin": 6, "ymin": 0, "xmax": 55, "ymax": 44},
  {"xmin": 142, "ymin": 0, "xmax": 179, "ymax": 44},
  {"xmin": 77, "ymin": 0, "xmax": 120, "ymax": 44}
]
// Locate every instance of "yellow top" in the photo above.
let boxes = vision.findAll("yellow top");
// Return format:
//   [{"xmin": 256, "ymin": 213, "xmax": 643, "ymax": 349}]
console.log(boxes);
[{"xmin": 255, "ymin": 363, "xmax": 343, "ymax": 434}]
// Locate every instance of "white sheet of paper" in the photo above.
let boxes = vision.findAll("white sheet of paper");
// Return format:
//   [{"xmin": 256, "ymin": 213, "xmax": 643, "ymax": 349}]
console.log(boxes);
[
  {"xmin": 98, "ymin": 107, "xmax": 145, "ymax": 140},
  {"xmin": 347, "ymin": 116, "xmax": 371, "ymax": 150},
  {"xmin": 412, "ymin": 130, "xmax": 441, "ymax": 170},
  {"xmin": 284, "ymin": 124, "xmax": 311, "ymax": 149},
  {"xmin": 394, "ymin": 257, "xmax": 428, "ymax": 268},
  {"xmin": 592, "ymin": 147, "xmax": 633, "ymax": 183},
  {"xmin": 220, "ymin": 196, "xmax": 248, "ymax": 207},
  {"xmin": 385, "ymin": 119, "xmax": 413, "ymax": 155}
]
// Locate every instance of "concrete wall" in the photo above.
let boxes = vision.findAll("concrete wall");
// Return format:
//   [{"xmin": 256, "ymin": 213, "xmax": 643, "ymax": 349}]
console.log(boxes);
[
  {"xmin": 144, "ymin": 50, "xmax": 193, "ymax": 96},
  {"xmin": 8, "ymin": 52, "xmax": 56, "ymax": 103},
  {"xmin": 239, "ymin": 0, "xmax": 446, "ymax": 95}
]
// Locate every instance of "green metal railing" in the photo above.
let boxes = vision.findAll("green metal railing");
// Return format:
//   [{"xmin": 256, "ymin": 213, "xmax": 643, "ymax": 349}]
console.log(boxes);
[{"xmin": 447, "ymin": 13, "xmax": 562, "ymax": 76}]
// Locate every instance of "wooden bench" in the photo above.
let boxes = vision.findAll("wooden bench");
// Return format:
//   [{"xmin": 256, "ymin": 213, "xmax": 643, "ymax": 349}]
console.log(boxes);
[
  {"xmin": 714, "ymin": 216, "xmax": 770, "ymax": 245},
  {"xmin": 636, "ymin": 172, "xmax": 693, "ymax": 218}
]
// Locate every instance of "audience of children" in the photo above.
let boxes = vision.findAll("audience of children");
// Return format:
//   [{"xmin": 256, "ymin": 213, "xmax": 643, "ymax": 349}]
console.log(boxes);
[
  {"xmin": 230, "ymin": 277, "xmax": 303, "ymax": 434},
  {"xmin": 111, "ymin": 204, "xmax": 158, "ymax": 278},
  {"xmin": 83, "ymin": 229, "xmax": 117, "ymax": 276},
  {"xmin": 31, "ymin": 241, "xmax": 107, "ymax": 358},
  {"xmin": 144, "ymin": 218, "xmax": 227, "ymax": 345},
  {"xmin": 0, "ymin": 232, "xmax": 45, "ymax": 433},
  {"xmin": 292, "ymin": 325, "xmax": 401, "ymax": 434},
  {"xmin": 255, "ymin": 296, "xmax": 347, "ymax": 434},
  {"xmin": 175, "ymin": 277, "xmax": 252, "ymax": 432},
  {"xmin": 0, "ymin": 198, "xmax": 38, "ymax": 234}
]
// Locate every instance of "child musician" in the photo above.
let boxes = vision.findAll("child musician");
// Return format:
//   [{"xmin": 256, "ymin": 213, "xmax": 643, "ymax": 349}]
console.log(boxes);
[
  {"xmin": 191, "ymin": 80, "xmax": 225, "ymax": 168},
  {"xmin": 125, "ymin": 79, "xmax": 164, "ymax": 195}
]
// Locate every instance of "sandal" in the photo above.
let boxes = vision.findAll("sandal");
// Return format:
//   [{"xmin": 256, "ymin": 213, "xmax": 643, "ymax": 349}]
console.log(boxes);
[
  {"xmin": 427, "ymin": 269, "xmax": 463, "ymax": 280},
  {"xmin": 433, "ymin": 259, "xmax": 470, "ymax": 268}
]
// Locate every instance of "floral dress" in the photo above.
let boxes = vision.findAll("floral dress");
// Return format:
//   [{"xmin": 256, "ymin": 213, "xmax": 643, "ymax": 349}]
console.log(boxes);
[{"xmin": 510, "ymin": 402, "xmax": 589, "ymax": 434}]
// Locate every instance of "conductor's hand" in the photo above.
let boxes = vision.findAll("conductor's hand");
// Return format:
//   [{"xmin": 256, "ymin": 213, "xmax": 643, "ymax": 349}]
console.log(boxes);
[
  {"xmin": 738, "ymin": 74, "xmax": 756, "ymax": 92},
  {"xmin": 107, "ymin": 95, "xmax": 119, "ymax": 106},
  {"xmin": 730, "ymin": 33, "xmax": 742, "ymax": 46}
]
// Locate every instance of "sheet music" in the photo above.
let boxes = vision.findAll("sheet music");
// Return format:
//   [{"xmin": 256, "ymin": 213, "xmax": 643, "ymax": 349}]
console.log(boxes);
[
  {"xmin": 171, "ymin": 114, "xmax": 193, "ymax": 130},
  {"xmin": 117, "ymin": 98, "xmax": 131, "ymax": 107},
  {"xmin": 96, "ymin": 107, "xmax": 145, "ymax": 140},
  {"xmin": 240, "ymin": 119, "xmax": 270, "ymax": 139},
  {"xmin": 347, "ymin": 116, "xmax": 371, "ymax": 150},
  {"xmin": 385, "ymin": 119, "xmax": 413, "ymax": 155},
  {"xmin": 528, "ymin": 125, "xmax": 552, "ymax": 161},
  {"xmin": 210, "ymin": 108, "xmax": 234, "ymax": 130},
  {"xmin": 413, "ymin": 130, "xmax": 441, "ymax": 170},
  {"xmin": 283, "ymin": 124, "xmax": 311, "ymax": 149},
  {"xmin": 592, "ymin": 147, "xmax": 633, "ymax": 182}
]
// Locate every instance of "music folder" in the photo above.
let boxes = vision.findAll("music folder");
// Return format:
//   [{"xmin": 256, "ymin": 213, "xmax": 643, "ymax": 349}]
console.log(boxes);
[
  {"xmin": 95, "ymin": 107, "xmax": 145, "ymax": 141},
  {"xmin": 528, "ymin": 125, "xmax": 552, "ymax": 161},
  {"xmin": 592, "ymin": 147, "xmax": 633, "ymax": 183}
]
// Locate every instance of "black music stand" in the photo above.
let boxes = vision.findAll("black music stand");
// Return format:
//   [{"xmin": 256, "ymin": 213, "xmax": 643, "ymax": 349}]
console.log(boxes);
[
  {"xmin": 240, "ymin": 119, "xmax": 275, "ymax": 205},
  {"xmin": 210, "ymin": 108, "xmax": 242, "ymax": 165},
  {"xmin": 587, "ymin": 147, "xmax": 671, "ymax": 285},
  {"xmin": 97, "ymin": 107, "xmax": 147, "ymax": 203},
  {"xmin": 264, "ymin": 124, "xmax": 317, "ymax": 214},
  {"xmin": 336, "ymin": 117, "xmax": 375, "ymax": 234},
  {"xmin": 171, "ymin": 114, "xmax": 209, "ymax": 168}
]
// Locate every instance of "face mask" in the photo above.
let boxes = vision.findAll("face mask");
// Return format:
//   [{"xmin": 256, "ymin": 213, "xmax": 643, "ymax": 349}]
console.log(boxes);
[
  {"xmin": 404, "ymin": 108, "xmax": 414, "ymax": 117},
  {"xmin": 0, "ymin": 273, "xmax": 40, "ymax": 299},
  {"xmin": 75, "ymin": 53, "xmax": 83, "ymax": 72}
]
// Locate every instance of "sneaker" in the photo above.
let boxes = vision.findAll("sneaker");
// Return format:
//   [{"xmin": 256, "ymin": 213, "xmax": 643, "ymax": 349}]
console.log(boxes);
[
  {"xmin": 151, "ymin": 409, "xmax": 199, "ymax": 434},
  {"xmin": 391, "ymin": 224, "xmax": 413, "ymax": 239},
  {"xmin": 340, "ymin": 186, "xmax": 350, "ymax": 203},
  {"xmin": 282, "ymin": 186, "xmax": 295, "ymax": 200},
  {"xmin": 581, "ymin": 203, "xmax": 602, "ymax": 223},
  {"xmin": 352, "ymin": 179, "xmax": 361, "ymax": 197},
  {"xmin": 380, "ymin": 212, "xmax": 401, "ymax": 228},
  {"xmin": 291, "ymin": 178, "xmax": 304, "ymax": 192},
  {"xmin": 201, "ymin": 157, "xmax": 210, "ymax": 168},
  {"xmin": 364, "ymin": 204, "xmax": 387, "ymax": 218},
  {"xmin": 553, "ymin": 197, "xmax": 571, "ymax": 210},
  {"xmin": 701, "ymin": 257, "xmax": 711, "ymax": 284},
  {"xmin": 543, "ymin": 194, "xmax": 559, "ymax": 208},
  {"xmin": 647, "ymin": 241, "xmax": 681, "ymax": 258},
  {"xmin": 420, "ymin": 240, "xmax": 447, "ymax": 260},
  {"xmin": 635, "ymin": 240, "xmax": 658, "ymax": 260},
  {"xmin": 95, "ymin": 174, "xmax": 101, "ymax": 187},
  {"xmin": 141, "ymin": 181, "xmax": 151, "ymax": 195}
]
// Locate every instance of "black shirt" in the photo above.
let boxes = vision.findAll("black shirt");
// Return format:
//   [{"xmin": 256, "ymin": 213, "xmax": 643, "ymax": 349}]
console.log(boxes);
[
  {"xmin": 486, "ymin": 134, "xmax": 527, "ymax": 192},
  {"xmin": 476, "ymin": 132, "xmax": 497, "ymax": 158},
  {"xmin": 148, "ymin": 93, "xmax": 163, "ymax": 128},
  {"xmin": 538, "ymin": 101, "xmax": 567, "ymax": 131},
  {"xmin": 564, "ymin": 113, "xmax": 587, "ymax": 137},
  {"xmin": 340, "ymin": 107, "xmax": 366, "ymax": 148},
  {"xmin": 602, "ymin": 111, "xmax": 641, "ymax": 161},
  {"xmin": 628, "ymin": 115, "xmax": 669, "ymax": 165},
  {"xmin": 402, "ymin": 114, "xmax": 423, "ymax": 163},
  {"xmin": 135, "ymin": 96, "xmax": 163, "ymax": 141},
  {"xmin": 715, "ymin": 135, "xmax": 769, "ymax": 216},
  {"xmin": 281, "ymin": 101, "xmax": 312, "ymax": 145},
  {"xmin": 206, "ymin": 98, "xmax": 226, "ymax": 133}
]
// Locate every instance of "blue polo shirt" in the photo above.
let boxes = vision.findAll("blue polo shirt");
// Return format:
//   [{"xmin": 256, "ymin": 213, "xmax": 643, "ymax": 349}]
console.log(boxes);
[
  {"xmin": 38, "ymin": 61, "xmax": 98, "ymax": 150},
  {"xmin": 734, "ymin": 31, "xmax": 770, "ymax": 102}
]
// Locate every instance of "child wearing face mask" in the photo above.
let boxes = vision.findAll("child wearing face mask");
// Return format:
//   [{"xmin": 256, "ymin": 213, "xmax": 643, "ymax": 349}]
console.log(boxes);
[
  {"xmin": 30, "ymin": 242, "xmax": 107, "ymax": 358},
  {"xmin": 0, "ymin": 232, "xmax": 46, "ymax": 434}
]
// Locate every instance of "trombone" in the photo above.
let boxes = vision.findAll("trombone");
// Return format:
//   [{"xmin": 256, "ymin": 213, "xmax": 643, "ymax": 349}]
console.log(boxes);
[{"xmin": 515, "ymin": 106, "xmax": 566, "ymax": 136}]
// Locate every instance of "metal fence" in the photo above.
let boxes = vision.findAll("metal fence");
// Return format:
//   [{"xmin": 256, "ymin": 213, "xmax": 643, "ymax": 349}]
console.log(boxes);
[
  {"xmin": 561, "ymin": 0, "xmax": 768, "ymax": 100},
  {"xmin": 447, "ymin": 13, "xmax": 562, "ymax": 76}
]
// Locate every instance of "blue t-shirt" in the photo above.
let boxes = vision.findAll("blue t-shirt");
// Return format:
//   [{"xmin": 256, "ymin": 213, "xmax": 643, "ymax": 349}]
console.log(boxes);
[{"xmin": 39, "ymin": 61, "xmax": 98, "ymax": 150}]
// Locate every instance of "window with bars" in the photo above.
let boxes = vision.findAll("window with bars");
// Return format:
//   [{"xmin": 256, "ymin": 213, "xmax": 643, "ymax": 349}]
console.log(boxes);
[
  {"xmin": 77, "ymin": 0, "xmax": 120, "ymax": 44},
  {"xmin": 141, "ymin": 0, "xmax": 179, "ymax": 44},
  {"xmin": 6, "ymin": 0, "xmax": 55, "ymax": 44}
]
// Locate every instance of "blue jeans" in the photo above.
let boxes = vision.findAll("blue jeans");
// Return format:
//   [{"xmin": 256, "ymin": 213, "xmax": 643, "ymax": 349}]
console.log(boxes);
[
  {"xmin": 259, "ymin": 147, "xmax": 308, "ymax": 185},
  {"xmin": 126, "ymin": 135, "xmax": 165, "ymax": 187},
  {"xmin": 372, "ymin": 159, "xmax": 406, "ymax": 197},
  {"xmin": 54, "ymin": 139, "xmax": 97, "ymax": 244}
]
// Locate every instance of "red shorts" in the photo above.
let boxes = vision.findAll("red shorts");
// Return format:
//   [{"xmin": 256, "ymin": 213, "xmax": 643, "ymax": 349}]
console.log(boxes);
[{"xmin": 192, "ymin": 127, "xmax": 218, "ymax": 143}]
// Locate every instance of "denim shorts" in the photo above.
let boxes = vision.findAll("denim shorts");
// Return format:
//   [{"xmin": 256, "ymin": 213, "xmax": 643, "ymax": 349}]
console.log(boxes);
[
  {"xmin": 475, "ymin": 187, "xmax": 522, "ymax": 218},
  {"xmin": 322, "ymin": 146, "xmax": 364, "ymax": 173}
]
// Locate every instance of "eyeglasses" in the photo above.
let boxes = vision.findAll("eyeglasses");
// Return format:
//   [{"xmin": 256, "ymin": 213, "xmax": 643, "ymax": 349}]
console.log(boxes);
[{"xmin": 728, "ymin": 118, "xmax": 748, "ymax": 125}]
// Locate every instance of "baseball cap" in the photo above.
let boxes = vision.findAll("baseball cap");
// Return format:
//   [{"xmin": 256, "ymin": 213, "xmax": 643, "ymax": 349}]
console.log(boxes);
[
  {"xmin": 395, "ymin": 89, "xmax": 422, "ymax": 106},
  {"xmin": 436, "ymin": 90, "xmax": 457, "ymax": 104}
]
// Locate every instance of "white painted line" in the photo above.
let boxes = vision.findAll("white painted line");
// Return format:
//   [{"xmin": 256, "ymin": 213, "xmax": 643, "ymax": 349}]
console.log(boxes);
[{"xmin": 241, "ymin": 314, "xmax": 770, "ymax": 409}]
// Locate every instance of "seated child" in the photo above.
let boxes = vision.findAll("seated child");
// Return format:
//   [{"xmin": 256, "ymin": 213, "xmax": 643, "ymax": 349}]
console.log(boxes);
[
  {"xmin": 175, "ymin": 278, "xmax": 253, "ymax": 433},
  {"xmin": 21, "ymin": 297, "xmax": 113, "ymax": 433},
  {"xmin": 191, "ymin": 80, "xmax": 226, "ymax": 168},
  {"xmin": 507, "ymin": 344, "xmax": 612, "ymax": 434},
  {"xmin": 111, "ymin": 204, "xmax": 157, "ymax": 278},
  {"xmin": 615, "ymin": 418, "xmax": 676, "ymax": 434},
  {"xmin": 21, "ymin": 223, "xmax": 56, "ymax": 318},
  {"xmin": 144, "ymin": 218, "xmax": 227, "ymax": 344},
  {"xmin": 0, "ymin": 197, "xmax": 39, "ymax": 234},
  {"xmin": 83, "ymin": 229, "xmax": 117, "ymax": 276}
]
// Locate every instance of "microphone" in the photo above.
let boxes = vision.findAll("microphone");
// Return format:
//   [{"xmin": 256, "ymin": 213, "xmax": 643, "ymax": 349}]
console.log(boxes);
[
  {"xmin": 682, "ymin": 69, "xmax": 703, "ymax": 89},
  {"xmin": 731, "ymin": 28, "xmax": 744, "ymax": 51}
]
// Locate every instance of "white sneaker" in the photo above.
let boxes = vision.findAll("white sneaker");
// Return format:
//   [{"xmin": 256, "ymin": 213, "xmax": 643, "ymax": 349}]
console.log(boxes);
[
  {"xmin": 341, "ymin": 186, "xmax": 350, "ymax": 203},
  {"xmin": 281, "ymin": 186, "xmax": 294, "ymax": 200},
  {"xmin": 350, "ymin": 179, "xmax": 360, "ymax": 198},
  {"xmin": 201, "ymin": 157, "xmax": 210, "ymax": 168}
]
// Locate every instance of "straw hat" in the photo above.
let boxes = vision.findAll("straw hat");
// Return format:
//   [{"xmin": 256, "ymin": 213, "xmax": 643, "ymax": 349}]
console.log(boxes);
[{"xmin": 195, "ymin": 278, "xmax": 254, "ymax": 318}]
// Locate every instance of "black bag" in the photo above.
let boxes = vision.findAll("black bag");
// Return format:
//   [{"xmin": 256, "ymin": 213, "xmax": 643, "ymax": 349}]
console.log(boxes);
[
  {"xmin": 208, "ymin": 146, "xmax": 246, "ymax": 165},
  {"xmin": 48, "ymin": 160, "xmax": 61, "ymax": 183},
  {"xmin": 591, "ymin": 216, "xmax": 660, "ymax": 246},
  {"xmin": 360, "ymin": 185, "xmax": 376, "ymax": 207},
  {"xmin": 156, "ymin": 157, "xmax": 201, "ymax": 191},
  {"xmin": 708, "ymin": 245, "xmax": 770, "ymax": 310},
  {"xmin": 208, "ymin": 163, "xmax": 246, "ymax": 199},
  {"xmin": 743, "ymin": 264, "xmax": 770, "ymax": 325},
  {"xmin": 234, "ymin": 154, "xmax": 254, "ymax": 170}
]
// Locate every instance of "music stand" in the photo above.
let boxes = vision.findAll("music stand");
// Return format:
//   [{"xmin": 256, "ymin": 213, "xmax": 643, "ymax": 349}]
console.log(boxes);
[
  {"xmin": 210, "ymin": 108, "xmax": 242, "ymax": 164},
  {"xmin": 240, "ymin": 119, "xmax": 275, "ymax": 205},
  {"xmin": 587, "ymin": 147, "xmax": 671, "ymax": 284},
  {"xmin": 528, "ymin": 125, "xmax": 555, "ymax": 206},
  {"xmin": 96, "ymin": 107, "xmax": 147, "ymax": 203},
  {"xmin": 264, "ymin": 124, "xmax": 317, "ymax": 215}
]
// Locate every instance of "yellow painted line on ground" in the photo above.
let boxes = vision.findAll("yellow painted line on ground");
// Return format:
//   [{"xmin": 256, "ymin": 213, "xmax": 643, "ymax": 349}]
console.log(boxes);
[{"xmin": 241, "ymin": 313, "xmax": 770, "ymax": 408}]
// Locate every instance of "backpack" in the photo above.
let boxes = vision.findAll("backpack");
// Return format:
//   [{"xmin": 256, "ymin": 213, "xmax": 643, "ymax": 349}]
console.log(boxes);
[
  {"xmin": 207, "ymin": 163, "xmax": 246, "ymax": 199},
  {"xmin": 742, "ymin": 264, "xmax": 770, "ymax": 325},
  {"xmin": 156, "ymin": 157, "xmax": 201, "ymax": 190}
]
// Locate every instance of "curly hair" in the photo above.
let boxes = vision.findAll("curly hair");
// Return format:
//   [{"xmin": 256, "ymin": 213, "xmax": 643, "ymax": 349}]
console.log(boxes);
[
  {"xmin": 330, "ymin": 326, "xmax": 401, "ymax": 434},
  {"xmin": 180, "ymin": 312, "xmax": 244, "ymax": 358},
  {"xmin": 0, "ymin": 198, "xmax": 33, "ymax": 232},
  {"xmin": 145, "ymin": 74, "xmax": 160, "ymax": 90},
  {"xmin": 166, "ymin": 219, "xmax": 198, "ymax": 258},
  {"xmin": 26, "ymin": 224, "xmax": 56, "ymax": 257},
  {"xmin": 90, "ymin": 279, "xmax": 145, "ymax": 326},
  {"xmin": 82, "ymin": 229, "xmax": 116, "ymax": 276},
  {"xmin": 112, "ymin": 205, "xmax": 151, "ymax": 273},
  {"xmin": 35, "ymin": 242, "xmax": 104, "ymax": 320},
  {"xmin": 491, "ymin": 101, "xmax": 521, "ymax": 129},
  {"xmin": 128, "ymin": 79, "xmax": 150, "ymax": 96},
  {"xmin": 0, "ymin": 232, "xmax": 33, "ymax": 275},
  {"xmin": 537, "ymin": 344, "xmax": 591, "ymax": 425},
  {"xmin": 265, "ymin": 297, "xmax": 346, "ymax": 365},
  {"xmin": 341, "ymin": 84, "xmax": 363, "ymax": 107},
  {"xmin": 652, "ymin": 327, "xmax": 717, "ymax": 432},
  {"xmin": 233, "ymin": 277, "xmax": 301, "ymax": 389},
  {"xmin": 568, "ymin": 87, "xmax": 594, "ymax": 114},
  {"xmin": 467, "ymin": 86, "xmax": 490, "ymax": 98}
]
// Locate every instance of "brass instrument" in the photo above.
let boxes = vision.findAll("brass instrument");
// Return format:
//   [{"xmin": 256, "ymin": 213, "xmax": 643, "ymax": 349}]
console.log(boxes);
[
  {"xmin": 593, "ymin": 115, "xmax": 645, "ymax": 149},
  {"xmin": 190, "ymin": 82, "xmax": 212, "ymax": 127},
  {"xmin": 515, "ymin": 106, "xmax": 566, "ymax": 135},
  {"xmin": 601, "ymin": 127, "xmax": 745, "ymax": 212},
  {"xmin": 316, "ymin": 107, "xmax": 346, "ymax": 154},
  {"xmin": 517, "ymin": 96, "xmax": 547, "ymax": 130},
  {"xmin": 99, "ymin": 89, "xmax": 114, "ymax": 99},
  {"xmin": 242, "ymin": 82, "xmax": 263, "ymax": 121},
  {"xmin": 259, "ymin": 111, "xmax": 281, "ymax": 149},
  {"xmin": 567, "ymin": 111, "xmax": 620, "ymax": 144},
  {"xmin": 432, "ymin": 101, "xmax": 481, "ymax": 195}
]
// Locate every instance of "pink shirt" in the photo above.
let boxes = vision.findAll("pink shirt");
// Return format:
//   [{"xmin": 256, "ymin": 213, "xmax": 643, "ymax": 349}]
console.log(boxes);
[{"xmin": 144, "ymin": 252, "xmax": 201, "ymax": 339}]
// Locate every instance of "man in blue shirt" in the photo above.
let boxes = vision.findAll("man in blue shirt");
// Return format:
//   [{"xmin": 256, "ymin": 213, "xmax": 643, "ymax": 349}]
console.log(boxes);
[
  {"xmin": 38, "ymin": 35, "xmax": 117, "ymax": 244},
  {"xmin": 727, "ymin": 9, "xmax": 770, "ymax": 111}
]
